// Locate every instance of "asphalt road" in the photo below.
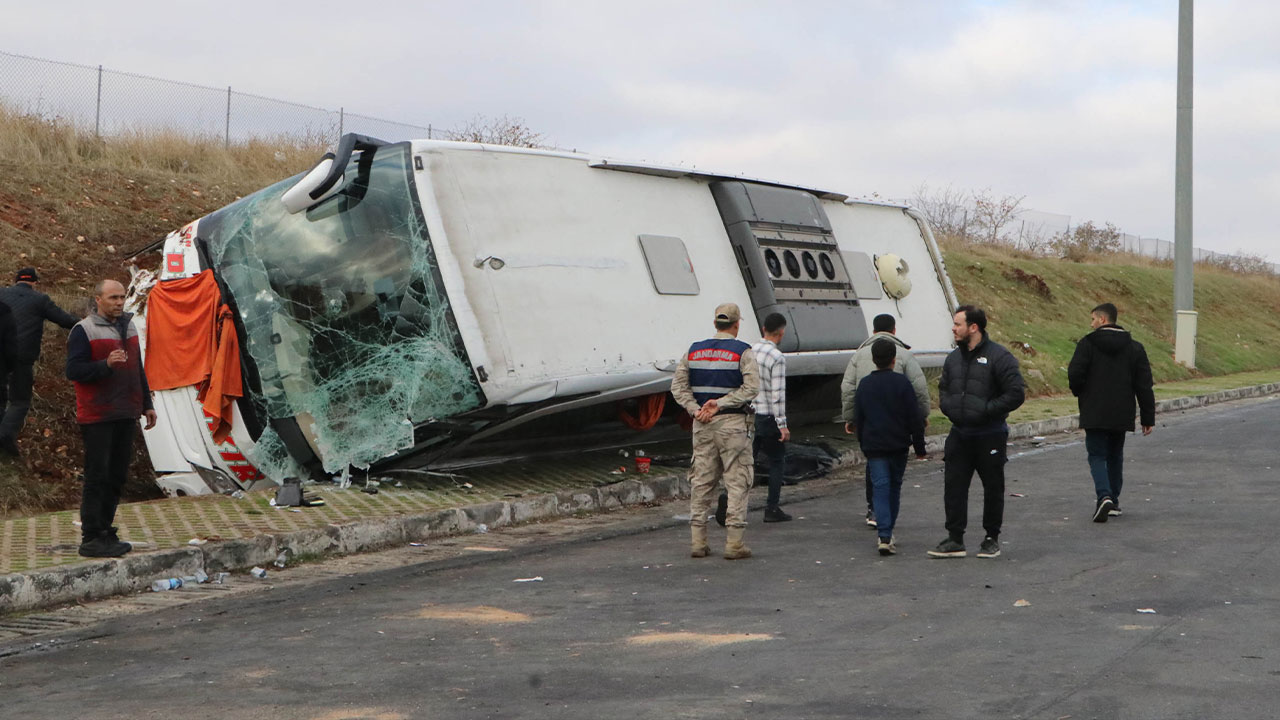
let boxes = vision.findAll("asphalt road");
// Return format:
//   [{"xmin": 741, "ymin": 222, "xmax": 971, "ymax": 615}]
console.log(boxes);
[{"xmin": 3, "ymin": 398, "xmax": 1279, "ymax": 719}]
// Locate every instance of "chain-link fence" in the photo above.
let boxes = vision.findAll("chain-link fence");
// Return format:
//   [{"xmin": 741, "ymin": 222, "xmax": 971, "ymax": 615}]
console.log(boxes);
[
  {"xmin": 0, "ymin": 50, "xmax": 436, "ymax": 145},
  {"xmin": 932, "ymin": 202, "xmax": 1278, "ymax": 275}
]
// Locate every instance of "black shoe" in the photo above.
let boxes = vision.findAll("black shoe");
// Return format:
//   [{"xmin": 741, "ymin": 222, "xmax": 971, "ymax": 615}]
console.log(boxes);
[
  {"xmin": 763, "ymin": 506, "xmax": 792, "ymax": 523},
  {"xmin": 1109, "ymin": 500, "xmax": 1122, "ymax": 517},
  {"xmin": 976, "ymin": 536, "xmax": 1001, "ymax": 558},
  {"xmin": 78, "ymin": 536, "xmax": 126, "ymax": 558},
  {"xmin": 104, "ymin": 527, "xmax": 132, "ymax": 555},
  {"xmin": 0, "ymin": 436, "xmax": 18, "ymax": 458},
  {"xmin": 714, "ymin": 492, "xmax": 728, "ymax": 527},
  {"xmin": 927, "ymin": 537, "xmax": 966, "ymax": 558},
  {"xmin": 865, "ymin": 510, "xmax": 877, "ymax": 528},
  {"xmin": 1093, "ymin": 497, "xmax": 1114, "ymax": 523}
]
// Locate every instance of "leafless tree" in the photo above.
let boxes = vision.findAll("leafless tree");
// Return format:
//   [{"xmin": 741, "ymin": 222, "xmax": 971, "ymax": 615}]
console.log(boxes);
[
  {"xmin": 444, "ymin": 114, "xmax": 547, "ymax": 149},
  {"xmin": 910, "ymin": 182, "xmax": 972, "ymax": 238},
  {"xmin": 971, "ymin": 188, "xmax": 1026, "ymax": 245},
  {"xmin": 1049, "ymin": 220, "xmax": 1121, "ymax": 260}
]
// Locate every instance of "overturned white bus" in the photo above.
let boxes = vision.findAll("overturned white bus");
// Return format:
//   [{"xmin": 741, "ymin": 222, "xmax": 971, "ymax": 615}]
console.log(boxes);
[{"xmin": 127, "ymin": 134, "xmax": 958, "ymax": 496}]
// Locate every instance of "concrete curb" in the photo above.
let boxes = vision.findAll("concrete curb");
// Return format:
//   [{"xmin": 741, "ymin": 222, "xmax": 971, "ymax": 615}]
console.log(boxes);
[{"xmin": 3, "ymin": 381, "xmax": 1277, "ymax": 615}]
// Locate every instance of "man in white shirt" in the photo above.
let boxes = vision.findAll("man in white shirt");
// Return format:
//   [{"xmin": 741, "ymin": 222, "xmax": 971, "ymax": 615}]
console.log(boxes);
[{"xmin": 752, "ymin": 312, "xmax": 792, "ymax": 522}]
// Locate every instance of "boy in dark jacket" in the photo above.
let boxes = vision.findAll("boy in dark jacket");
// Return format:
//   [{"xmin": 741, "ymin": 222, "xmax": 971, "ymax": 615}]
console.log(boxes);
[
  {"xmin": 1067, "ymin": 303, "xmax": 1155, "ymax": 522},
  {"xmin": 853, "ymin": 339, "xmax": 927, "ymax": 556},
  {"xmin": 929, "ymin": 305, "xmax": 1025, "ymax": 559}
]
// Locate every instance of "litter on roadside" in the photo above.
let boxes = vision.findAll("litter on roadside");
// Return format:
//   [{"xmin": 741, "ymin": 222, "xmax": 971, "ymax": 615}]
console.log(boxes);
[
  {"xmin": 513, "ymin": 576, "xmax": 544, "ymax": 583},
  {"xmin": 1014, "ymin": 599, "xmax": 1031, "ymax": 607},
  {"xmin": 1136, "ymin": 608, "xmax": 1157, "ymax": 614},
  {"xmin": 151, "ymin": 569, "xmax": 208, "ymax": 592},
  {"xmin": 188, "ymin": 538, "xmax": 208, "ymax": 546},
  {"xmin": 1010, "ymin": 493, "xmax": 1026, "ymax": 498},
  {"xmin": 250, "ymin": 567, "xmax": 268, "ymax": 579}
]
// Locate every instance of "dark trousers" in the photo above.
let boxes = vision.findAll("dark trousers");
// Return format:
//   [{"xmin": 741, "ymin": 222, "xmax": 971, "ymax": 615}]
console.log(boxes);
[
  {"xmin": 80, "ymin": 420, "xmax": 137, "ymax": 541},
  {"xmin": 942, "ymin": 429, "xmax": 1008, "ymax": 541},
  {"xmin": 0, "ymin": 362, "xmax": 34, "ymax": 441},
  {"xmin": 1084, "ymin": 429, "xmax": 1126, "ymax": 502},
  {"xmin": 753, "ymin": 415, "xmax": 786, "ymax": 508}
]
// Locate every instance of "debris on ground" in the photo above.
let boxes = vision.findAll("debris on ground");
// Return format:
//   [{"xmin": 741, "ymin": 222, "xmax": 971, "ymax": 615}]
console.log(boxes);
[
  {"xmin": 513, "ymin": 576, "xmax": 544, "ymax": 583},
  {"xmin": 250, "ymin": 567, "xmax": 268, "ymax": 579},
  {"xmin": 1014, "ymin": 599, "xmax": 1031, "ymax": 607},
  {"xmin": 1137, "ymin": 608, "xmax": 1157, "ymax": 614}
]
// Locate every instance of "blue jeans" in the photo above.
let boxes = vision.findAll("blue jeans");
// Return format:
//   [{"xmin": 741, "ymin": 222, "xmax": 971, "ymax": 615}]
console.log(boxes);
[
  {"xmin": 867, "ymin": 453, "xmax": 907, "ymax": 539},
  {"xmin": 1085, "ymin": 429, "xmax": 1126, "ymax": 502}
]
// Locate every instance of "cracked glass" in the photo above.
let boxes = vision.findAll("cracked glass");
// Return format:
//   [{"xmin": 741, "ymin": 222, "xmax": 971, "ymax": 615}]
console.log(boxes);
[{"xmin": 200, "ymin": 143, "xmax": 482, "ymax": 477}]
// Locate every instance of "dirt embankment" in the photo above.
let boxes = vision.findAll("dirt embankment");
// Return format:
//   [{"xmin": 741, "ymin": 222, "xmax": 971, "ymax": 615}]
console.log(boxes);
[{"xmin": 0, "ymin": 161, "xmax": 273, "ymax": 515}]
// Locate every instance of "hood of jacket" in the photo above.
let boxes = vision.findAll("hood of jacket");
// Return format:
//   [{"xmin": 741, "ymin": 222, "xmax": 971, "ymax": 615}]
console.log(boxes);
[
  {"xmin": 1087, "ymin": 325, "xmax": 1131, "ymax": 355},
  {"xmin": 856, "ymin": 331, "xmax": 911, "ymax": 351}
]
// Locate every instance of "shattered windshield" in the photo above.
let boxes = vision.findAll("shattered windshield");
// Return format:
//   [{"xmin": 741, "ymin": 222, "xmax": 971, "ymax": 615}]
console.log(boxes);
[{"xmin": 200, "ymin": 143, "xmax": 483, "ymax": 477}]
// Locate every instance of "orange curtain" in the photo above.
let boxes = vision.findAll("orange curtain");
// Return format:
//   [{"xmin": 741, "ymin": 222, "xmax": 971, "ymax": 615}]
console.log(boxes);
[
  {"xmin": 198, "ymin": 305, "xmax": 243, "ymax": 444},
  {"xmin": 618, "ymin": 393, "xmax": 667, "ymax": 431},
  {"xmin": 145, "ymin": 270, "xmax": 220, "ymax": 391}
]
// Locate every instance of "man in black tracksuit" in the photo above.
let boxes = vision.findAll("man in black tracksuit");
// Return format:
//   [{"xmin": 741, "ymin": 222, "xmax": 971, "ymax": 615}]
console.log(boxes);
[
  {"xmin": 1067, "ymin": 302, "xmax": 1155, "ymax": 522},
  {"xmin": 929, "ymin": 305, "xmax": 1025, "ymax": 559},
  {"xmin": 0, "ymin": 267, "xmax": 80, "ymax": 456},
  {"xmin": 0, "ymin": 303, "xmax": 17, "ymax": 422}
]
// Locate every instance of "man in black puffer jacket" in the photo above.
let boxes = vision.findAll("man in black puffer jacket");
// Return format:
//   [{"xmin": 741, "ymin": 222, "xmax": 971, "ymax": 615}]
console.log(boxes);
[
  {"xmin": 928, "ymin": 305, "xmax": 1025, "ymax": 560},
  {"xmin": 1067, "ymin": 302, "xmax": 1155, "ymax": 523},
  {"xmin": 0, "ymin": 268, "xmax": 80, "ymax": 456}
]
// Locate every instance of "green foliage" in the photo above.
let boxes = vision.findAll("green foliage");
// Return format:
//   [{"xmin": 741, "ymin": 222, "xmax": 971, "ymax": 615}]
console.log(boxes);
[{"xmin": 941, "ymin": 239, "xmax": 1280, "ymax": 397}]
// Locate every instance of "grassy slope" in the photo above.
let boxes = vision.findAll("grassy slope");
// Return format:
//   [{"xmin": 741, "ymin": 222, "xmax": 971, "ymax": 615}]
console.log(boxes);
[
  {"xmin": 1, "ymin": 107, "xmax": 1278, "ymax": 516},
  {"xmin": 0, "ymin": 108, "xmax": 319, "ymax": 515},
  {"xmin": 940, "ymin": 239, "xmax": 1280, "ymax": 396}
]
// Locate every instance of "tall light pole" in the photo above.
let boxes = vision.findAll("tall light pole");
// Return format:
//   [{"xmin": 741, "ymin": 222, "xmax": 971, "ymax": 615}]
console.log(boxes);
[{"xmin": 1174, "ymin": 0, "xmax": 1196, "ymax": 367}]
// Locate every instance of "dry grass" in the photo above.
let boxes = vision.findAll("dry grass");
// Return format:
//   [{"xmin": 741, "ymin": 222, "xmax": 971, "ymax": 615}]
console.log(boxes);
[
  {"xmin": 0, "ymin": 104, "xmax": 338, "ymax": 518},
  {"xmin": 0, "ymin": 103, "xmax": 325, "ymax": 186}
]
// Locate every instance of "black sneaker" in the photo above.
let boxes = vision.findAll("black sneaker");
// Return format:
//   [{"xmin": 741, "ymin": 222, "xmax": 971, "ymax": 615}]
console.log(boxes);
[
  {"xmin": 104, "ymin": 527, "xmax": 132, "ymax": 555},
  {"xmin": 865, "ymin": 510, "xmax": 877, "ymax": 528},
  {"xmin": 763, "ymin": 506, "xmax": 792, "ymax": 523},
  {"xmin": 877, "ymin": 537, "xmax": 896, "ymax": 556},
  {"xmin": 78, "ymin": 536, "xmax": 126, "ymax": 558},
  {"xmin": 927, "ymin": 537, "xmax": 966, "ymax": 558},
  {"xmin": 976, "ymin": 536, "xmax": 1001, "ymax": 558},
  {"xmin": 1109, "ymin": 501, "xmax": 1123, "ymax": 517},
  {"xmin": 1093, "ymin": 497, "xmax": 1115, "ymax": 523},
  {"xmin": 714, "ymin": 492, "xmax": 728, "ymax": 527}
]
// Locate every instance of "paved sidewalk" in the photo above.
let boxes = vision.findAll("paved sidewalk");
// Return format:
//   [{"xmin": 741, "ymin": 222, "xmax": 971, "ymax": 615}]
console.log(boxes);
[{"xmin": 1, "ymin": 381, "xmax": 1276, "ymax": 615}]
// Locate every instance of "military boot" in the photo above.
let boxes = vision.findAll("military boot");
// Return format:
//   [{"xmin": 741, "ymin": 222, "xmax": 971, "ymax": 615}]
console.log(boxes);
[
  {"xmin": 723, "ymin": 526, "xmax": 752, "ymax": 560},
  {"xmin": 690, "ymin": 524, "xmax": 710, "ymax": 558}
]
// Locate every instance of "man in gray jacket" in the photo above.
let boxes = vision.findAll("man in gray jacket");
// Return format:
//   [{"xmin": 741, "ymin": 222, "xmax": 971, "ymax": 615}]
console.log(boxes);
[{"xmin": 841, "ymin": 314, "xmax": 931, "ymax": 527}]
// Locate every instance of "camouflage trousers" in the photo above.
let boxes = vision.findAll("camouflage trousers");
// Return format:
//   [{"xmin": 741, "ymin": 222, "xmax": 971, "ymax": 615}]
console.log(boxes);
[{"xmin": 689, "ymin": 413, "xmax": 753, "ymax": 529}]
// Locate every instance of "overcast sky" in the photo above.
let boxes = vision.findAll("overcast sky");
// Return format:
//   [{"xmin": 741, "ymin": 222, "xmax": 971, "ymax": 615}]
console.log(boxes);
[{"xmin": 2, "ymin": 1, "xmax": 1277, "ymax": 258}]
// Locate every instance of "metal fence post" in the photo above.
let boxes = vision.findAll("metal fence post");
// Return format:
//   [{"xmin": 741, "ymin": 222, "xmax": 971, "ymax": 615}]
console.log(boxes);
[
  {"xmin": 339, "ymin": 107, "xmax": 344, "ymax": 139},
  {"xmin": 95, "ymin": 65, "xmax": 103, "ymax": 139},
  {"xmin": 225, "ymin": 86, "xmax": 231, "ymax": 149}
]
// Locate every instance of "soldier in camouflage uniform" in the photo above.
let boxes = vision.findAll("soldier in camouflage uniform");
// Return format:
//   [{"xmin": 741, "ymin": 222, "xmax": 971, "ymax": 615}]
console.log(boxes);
[{"xmin": 671, "ymin": 303, "xmax": 760, "ymax": 560}]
